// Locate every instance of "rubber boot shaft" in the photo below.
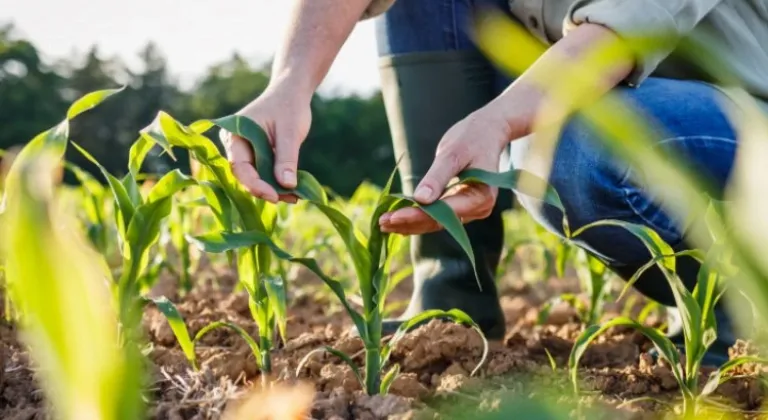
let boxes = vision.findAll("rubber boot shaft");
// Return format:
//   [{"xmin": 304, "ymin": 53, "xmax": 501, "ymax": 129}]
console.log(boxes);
[{"xmin": 378, "ymin": 51, "xmax": 508, "ymax": 339}]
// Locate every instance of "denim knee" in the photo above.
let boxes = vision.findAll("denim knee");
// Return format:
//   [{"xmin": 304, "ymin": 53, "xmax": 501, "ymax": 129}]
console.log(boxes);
[{"xmin": 375, "ymin": 0, "xmax": 512, "ymax": 56}]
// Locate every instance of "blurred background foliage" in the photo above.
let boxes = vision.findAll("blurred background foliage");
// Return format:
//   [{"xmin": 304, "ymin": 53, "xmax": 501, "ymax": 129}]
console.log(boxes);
[{"xmin": 0, "ymin": 23, "xmax": 396, "ymax": 196}]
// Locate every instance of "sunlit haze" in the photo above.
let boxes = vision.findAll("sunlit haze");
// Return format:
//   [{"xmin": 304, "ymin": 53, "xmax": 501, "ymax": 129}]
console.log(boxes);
[{"xmin": 6, "ymin": 0, "xmax": 382, "ymax": 96}]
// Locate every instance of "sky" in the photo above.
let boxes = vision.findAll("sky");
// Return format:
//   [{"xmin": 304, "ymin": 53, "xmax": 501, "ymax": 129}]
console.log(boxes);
[{"xmin": 5, "ymin": 0, "xmax": 382, "ymax": 95}]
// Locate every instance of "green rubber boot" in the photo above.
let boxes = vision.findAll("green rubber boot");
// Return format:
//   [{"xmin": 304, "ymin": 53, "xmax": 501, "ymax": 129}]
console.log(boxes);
[{"xmin": 378, "ymin": 51, "xmax": 508, "ymax": 340}]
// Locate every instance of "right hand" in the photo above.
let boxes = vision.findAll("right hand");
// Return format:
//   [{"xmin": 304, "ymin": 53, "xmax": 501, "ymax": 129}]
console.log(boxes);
[{"xmin": 219, "ymin": 83, "xmax": 312, "ymax": 204}]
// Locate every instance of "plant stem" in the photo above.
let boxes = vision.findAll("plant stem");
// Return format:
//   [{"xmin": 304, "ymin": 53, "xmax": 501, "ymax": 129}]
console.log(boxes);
[
  {"xmin": 681, "ymin": 391, "xmax": 696, "ymax": 419},
  {"xmin": 365, "ymin": 345, "xmax": 381, "ymax": 395},
  {"xmin": 118, "ymin": 255, "xmax": 144, "ymax": 328}
]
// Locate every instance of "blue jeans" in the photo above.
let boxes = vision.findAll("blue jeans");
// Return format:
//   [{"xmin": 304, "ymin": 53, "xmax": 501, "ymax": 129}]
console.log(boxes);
[{"xmin": 375, "ymin": 2, "xmax": 740, "ymax": 309}]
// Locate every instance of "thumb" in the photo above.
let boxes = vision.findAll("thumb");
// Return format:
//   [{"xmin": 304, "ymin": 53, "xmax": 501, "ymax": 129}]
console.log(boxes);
[
  {"xmin": 273, "ymin": 125, "xmax": 301, "ymax": 189},
  {"xmin": 413, "ymin": 148, "xmax": 466, "ymax": 204}
]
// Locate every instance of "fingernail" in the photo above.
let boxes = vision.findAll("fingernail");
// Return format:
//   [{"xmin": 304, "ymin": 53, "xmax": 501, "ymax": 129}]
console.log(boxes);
[
  {"xmin": 379, "ymin": 213, "xmax": 391, "ymax": 225},
  {"xmin": 282, "ymin": 170, "xmax": 297, "ymax": 187},
  {"xmin": 388, "ymin": 213, "xmax": 403, "ymax": 224},
  {"xmin": 414, "ymin": 186, "xmax": 433, "ymax": 202}
]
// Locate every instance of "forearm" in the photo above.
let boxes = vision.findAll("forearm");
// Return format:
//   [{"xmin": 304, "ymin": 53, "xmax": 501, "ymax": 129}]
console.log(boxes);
[
  {"xmin": 271, "ymin": 0, "xmax": 372, "ymax": 98},
  {"xmin": 489, "ymin": 23, "xmax": 636, "ymax": 140}
]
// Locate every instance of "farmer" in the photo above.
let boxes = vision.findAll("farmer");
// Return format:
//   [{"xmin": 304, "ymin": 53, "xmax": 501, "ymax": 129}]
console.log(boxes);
[{"xmin": 221, "ymin": 0, "xmax": 768, "ymax": 365}]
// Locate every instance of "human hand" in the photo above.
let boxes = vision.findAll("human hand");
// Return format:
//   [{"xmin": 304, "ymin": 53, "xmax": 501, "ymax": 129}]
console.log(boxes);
[
  {"xmin": 219, "ymin": 82, "xmax": 312, "ymax": 204},
  {"xmin": 379, "ymin": 105, "xmax": 513, "ymax": 235}
]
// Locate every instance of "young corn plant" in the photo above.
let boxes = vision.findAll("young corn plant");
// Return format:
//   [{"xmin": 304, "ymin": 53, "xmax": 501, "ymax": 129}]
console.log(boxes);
[
  {"xmin": 568, "ymin": 220, "xmax": 768, "ymax": 418},
  {"xmin": 0, "ymin": 89, "xmax": 144, "ymax": 420},
  {"xmin": 134, "ymin": 112, "xmax": 288, "ymax": 379},
  {"xmin": 74, "ymin": 143, "xmax": 196, "ymax": 328},
  {"xmin": 180, "ymin": 115, "xmax": 490, "ymax": 395},
  {"xmin": 64, "ymin": 161, "xmax": 114, "ymax": 256}
]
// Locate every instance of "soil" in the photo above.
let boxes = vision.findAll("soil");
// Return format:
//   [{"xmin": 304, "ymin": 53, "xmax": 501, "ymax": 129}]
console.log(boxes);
[{"xmin": 1, "ymin": 263, "xmax": 766, "ymax": 420}]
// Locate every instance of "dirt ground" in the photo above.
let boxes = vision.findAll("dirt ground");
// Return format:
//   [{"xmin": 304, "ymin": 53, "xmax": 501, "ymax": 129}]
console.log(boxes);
[{"xmin": 1, "ymin": 262, "xmax": 766, "ymax": 420}]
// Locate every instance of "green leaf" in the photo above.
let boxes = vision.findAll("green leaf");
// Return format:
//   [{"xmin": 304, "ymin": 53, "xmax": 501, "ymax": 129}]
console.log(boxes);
[
  {"xmin": 619, "ymin": 250, "xmax": 705, "ymax": 301},
  {"xmin": 380, "ymin": 364, "xmax": 401, "ymax": 394},
  {"xmin": 380, "ymin": 309, "xmax": 489, "ymax": 377},
  {"xmin": 122, "ymin": 173, "xmax": 143, "ymax": 207},
  {"xmin": 569, "ymin": 317, "xmax": 684, "ymax": 395},
  {"xmin": 555, "ymin": 241, "xmax": 570, "ymax": 278},
  {"xmin": 701, "ymin": 356, "xmax": 768, "ymax": 396},
  {"xmin": 573, "ymin": 220, "xmax": 675, "ymax": 272},
  {"xmin": 3, "ymin": 147, "xmax": 144, "ymax": 420},
  {"xmin": 66, "ymin": 87, "xmax": 124, "ymax": 120},
  {"xmin": 263, "ymin": 275, "xmax": 288, "ymax": 343},
  {"xmin": 457, "ymin": 168, "xmax": 565, "ymax": 212},
  {"xmin": 143, "ymin": 112, "xmax": 267, "ymax": 234},
  {"xmin": 187, "ymin": 230, "xmax": 367, "ymax": 337},
  {"xmin": 128, "ymin": 136, "xmax": 156, "ymax": 177},
  {"xmin": 193, "ymin": 321, "xmax": 261, "ymax": 368},
  {"xmin": 211, "ymin": 115, "xmax": 328, "ymax": 203},
  {"xmin": 144, "ymin": 296, "xmax": 197, "ymax": 370},
  {"xmin": 72, "ymin": 142, "xmax": 136, "ymax": 236},
  {"xmin": 146, "ymin": 170, "xmax": 196, "ymax": 204},
  {"xmin": 198, "ymin": 181, "xmax": 234, "ymax": 230},
  {"xmin": 394, "ymin": 195, "xmax": 479, "ymax": 290}
]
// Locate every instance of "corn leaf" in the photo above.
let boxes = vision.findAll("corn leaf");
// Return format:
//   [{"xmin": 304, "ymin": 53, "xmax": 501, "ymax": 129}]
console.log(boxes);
[
  {"xmin": 619, "ymin": 250, "xmax": 705, "ymax": 301},
  {"xmin": 127, "ymin": 136, "xmax": 156, "ymax": 176},
  {"xmin": 457, "ymin": 168, "xmax": 564, "ymax": 212},
  {"xmin": 72, "ymin": 142, "xmax": 135, "ymax": 236},
  {"xmin": 212, "ymin": 115, "xmax": 328, "ymax": 203},
  {"xmin": 393, "ymin": 195, "xmax": 480, "ymax": 290},
  {"xmin": 198, "ymin": 181, "xmax": 233, "ymax": 231},
  {"xmin": 146, "ymin": 169, "xmax": 196, "ymax": 204},
  {"xmin": 701, "ymin": 356, "xmax": 768, "ymax": 396},
  {"xmin": 122, "ymin": 174, "xmax": 143, "ymax": 207},
  {"xmin": 263, "ymin": 275, "xmax": 288, "ymax": 343},
  {"xmin": 187, "ymin": 230, "xmax": 366, "ymax": 335},
  {"xmin": 380, "ymin": 309, "xmax": 488, "ymax": 377},
  {"xmin": 142, "ymin": 113, "xmax": 266, "ymax": 234},
  {"xmin": 3, "ymin": 148, "xmax": 142, "ymax": 420},
  {"xmin": 66, "ymin": 87, "xmax": 125, "ymax": 119},
  {"xmin": 573, "ymin": 220, "xmax": 677, "ymax": 275},
  {"xmin": 1, "ymin": 88, "xmax": 122, "ymax": 212},
  {"xmin": 194, "ymin": 321, "xmax": 261, "ymax": 368},
  {"xmin": 380, "ymin": 364, "xmax": 401, "ymax": 394},
  {"xmin": 569, "ymin": 317, "xmax": 684, "ymax": 395},
  {"xmin": 144, "ymin": 296, "xmax": 197, "ymax": 370}
]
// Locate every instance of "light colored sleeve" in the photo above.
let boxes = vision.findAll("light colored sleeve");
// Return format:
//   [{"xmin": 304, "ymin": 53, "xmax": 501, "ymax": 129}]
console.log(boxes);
[
  {"xmin": 361, "ymin": 0, "xmax": 396, "ymax": 20},
  {"xmin": 564, "ymin": 0, "xmax": 722, "ymax": 86}
]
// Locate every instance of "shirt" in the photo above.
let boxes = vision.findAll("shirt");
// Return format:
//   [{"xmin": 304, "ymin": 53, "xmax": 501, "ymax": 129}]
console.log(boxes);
[{"xmin": 363, "ymin": 0, "xmax": 768, "ymax": 107}]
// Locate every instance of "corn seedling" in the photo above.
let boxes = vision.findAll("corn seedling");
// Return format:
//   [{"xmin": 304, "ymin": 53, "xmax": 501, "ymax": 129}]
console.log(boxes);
[
  {"xmin": 0, "ymin": 89, "xmax": 144, "ymax": 420},
  {"xmin": 134, "ymin": 112, "xmax": 289, "ymax": 379},
  {"xmin": 64, "ymin": 161, "xmax": 114, "ymax": 256},
  {"xmin": 568, "ymin": 220, "xmax": 768, "ymax": 418},
  {"xmin": 74, "ymin": 142, "xmax": 196, "ymax": 329}
]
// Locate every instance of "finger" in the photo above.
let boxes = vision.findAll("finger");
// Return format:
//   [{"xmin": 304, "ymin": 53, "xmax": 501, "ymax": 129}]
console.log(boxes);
[
  {"xmin": 381, "ymin": 218, "xmax": 442, "ymax": 235},
  {"xmin": 413, "ymin": 145, "xmax": 467, "ymax": 204},
  {"xmin": 382, "ymin": 184, "xmax": 495, "ymax": 228},
  {"xmin": 439, "ymin": 184, "xmax": 496, "ymax": 221},
  {"xmin": 231, "ymin": 161, "xmax": 279, "ymax": 203},
  {"xmin": 273, "ymin": 125, "xmax": 301, "ymax": 189},
  {"xmin": 278, "ymin": 193, "xmax": 299, "ymax": 204},
  {"xmin": 225, "ymin": 134, "xmax": 255, "ymax": 164}
]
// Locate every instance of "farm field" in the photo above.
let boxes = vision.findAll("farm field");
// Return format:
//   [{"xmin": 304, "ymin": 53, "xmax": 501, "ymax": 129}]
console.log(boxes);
[{"xmin": 2, "ymin": 90, "xmax": 768, "ymax": 420}]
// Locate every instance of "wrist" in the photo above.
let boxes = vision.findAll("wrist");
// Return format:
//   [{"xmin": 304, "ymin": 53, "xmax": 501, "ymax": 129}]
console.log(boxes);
[{"xmin": 267, "ymin": 70, "xmax": 316, "ymax": 103}]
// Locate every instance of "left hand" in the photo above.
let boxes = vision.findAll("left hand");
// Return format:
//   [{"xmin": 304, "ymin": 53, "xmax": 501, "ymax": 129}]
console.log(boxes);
[{"xmin": 379, "ymin": 105, "xmax": 512, "ymax": 235}]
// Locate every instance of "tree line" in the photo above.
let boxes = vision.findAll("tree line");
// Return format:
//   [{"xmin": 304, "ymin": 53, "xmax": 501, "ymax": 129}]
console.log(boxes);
[{"xmin": 0, "ymin": 23, "xmax": 395, "ymax": 196}]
